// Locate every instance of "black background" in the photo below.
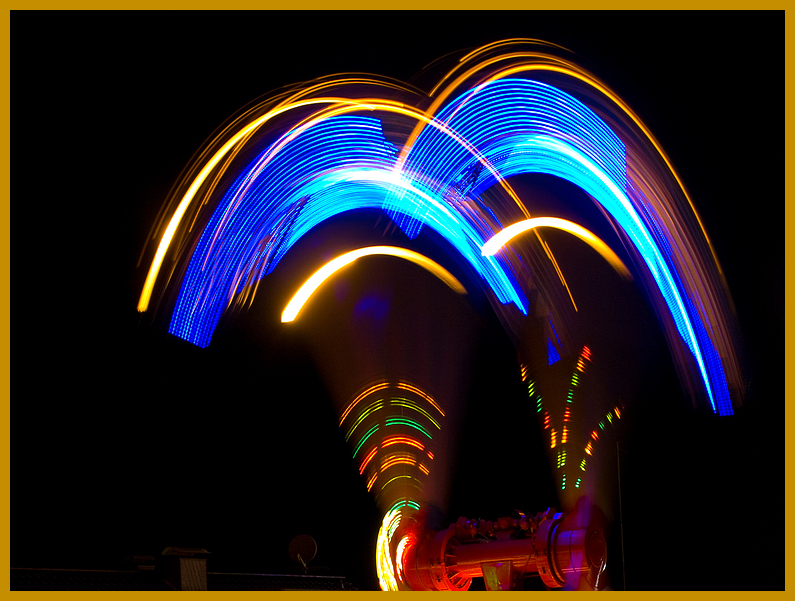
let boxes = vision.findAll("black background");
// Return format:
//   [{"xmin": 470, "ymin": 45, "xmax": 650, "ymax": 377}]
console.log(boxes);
[{"xmin": 12, "ymin": 10, "xmax": 784, "ymax": 591}]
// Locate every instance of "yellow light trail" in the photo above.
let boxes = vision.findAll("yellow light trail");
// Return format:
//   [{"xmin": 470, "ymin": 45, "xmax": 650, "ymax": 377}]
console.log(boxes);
[
  {"xmin": 396, "ymin": 381, "xmax": 445, "ymax": 416},
  {"xmin": 389, "ymin": 398, "xmax": 441, "ymax": 429},
  {"xmin": 366, "ymin": 471, "xmax": 379, "ymax": 492},
  {"xmin": 359, "ymin": 446, "xmax": 379, "ymax": 474},
  {"xmin": 376, "ymin": 506, "xmax": 402, "ymax": 590},
  {"xmin": 481, "ymin": 217, "xmax": 632, "ymax": 280},
  {"xmin": 381, "ymin": 474, "xmax": 412, "ymax": 490},
  {"xmin": 340, "ymin": 381, "xmax": 390, "ymax": 425},
  {"xmin": 344, "ymin": 399, "xmax": 383, "ymax": 441},
  {"xmin": 381, "ymin": 455, "xmax": 417, "ymax": 471},
  {"xmin": 281, "ymin": 246, "xmax": 467, "ymax": 323},
  {"xmin": 382, "ymin": 435, "xmax": 424, "ymax": 451},
  {"xmin": 395, "ymin": 535, "xmax": 411, "ymax": 583}
]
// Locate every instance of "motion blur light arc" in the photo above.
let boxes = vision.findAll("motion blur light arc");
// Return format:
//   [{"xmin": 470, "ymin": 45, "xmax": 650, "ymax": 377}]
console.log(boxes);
[
  {"xmin": 482, "ymin": 216, "xmax": 632, "ymax": 280},
  {"xmin": 281, "ymin": 246, "xmax": 467, "ymax": 323}
]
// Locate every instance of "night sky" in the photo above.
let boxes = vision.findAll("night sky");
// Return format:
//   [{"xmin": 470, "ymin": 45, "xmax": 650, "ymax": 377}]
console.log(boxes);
[{"xmin": 12, "ymin": 10, "xmax": 784, "ymax": 591}]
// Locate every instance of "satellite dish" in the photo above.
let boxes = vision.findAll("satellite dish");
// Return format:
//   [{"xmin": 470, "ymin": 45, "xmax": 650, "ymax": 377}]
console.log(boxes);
[{"xmin": 288, "ymin": 534, "xmax": 317, "ymax": 573}]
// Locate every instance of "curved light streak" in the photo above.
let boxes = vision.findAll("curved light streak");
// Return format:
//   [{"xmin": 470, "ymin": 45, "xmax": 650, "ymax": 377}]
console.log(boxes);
[
  {"xmin": 482, "ymin": 216, "xmax": 632, "ymax": 280},
  {"xmin": 281, "ymin": 246, "xmax": 467, "ymax": 323},
  {"xmin": 340, "ymin": 381, "xmax": 390, "ymax": 425},
  {"xmin": 359, "ymin": 445, "xmax": 379, "ymax": 474},
  {"xmin": 381, "ymin": 453, "xmax": 418, "ymax": 471},
  {"xmin": 396, "ymin": 381, "xmax": 446, "ymax": 416},
  {"xmin": 381, "ymin": 474, "xmax": 413, "ymax": 490},
  {"xmin": 366, "ymin": 471, "xmax": 379, "ymax": 492},
  {"xmin": 376, "ymin": 505, "xmax": 402, "ymax": 591},
  {"xmin": 352, "ymin": 424, "xmax": 379, "ymax": 458},
  {"xmin": 381, "ymin": 435, "xmax": 425, "ymax": 451},
  {"xmin": 389, "ymin": 398, "xmax": 442, "ymax": 429},
  {"xmin": 385, "ymin": 417, "xmax": 432, "ymax": 439},
  {"xmin": 344, "ymin": 399, "xmax": 384, "ymax": 442},
  {"xmin": 395, "ymin": 535, "xmax": 411, "ymax": 583}
]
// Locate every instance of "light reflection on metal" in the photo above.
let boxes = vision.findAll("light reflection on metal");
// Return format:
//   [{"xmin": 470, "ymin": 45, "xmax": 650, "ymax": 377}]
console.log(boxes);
[{"xmin": 399, "ymin": 501, "xmax": 607, "ymax": 590}]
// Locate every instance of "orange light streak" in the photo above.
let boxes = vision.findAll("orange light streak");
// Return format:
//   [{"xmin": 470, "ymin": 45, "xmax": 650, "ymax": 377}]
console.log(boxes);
[
  {"xmin": 366, "ymin": 471, "xmax": 379, "ymax": 492},
  {"xmin": 340, "ymin": 382, "xmax": 390, "ymax": 425},
  {"xmin": 282, "ymin": 246, "xmax": 466, "ymax": 322},
  {"xmin": 482, "ymin": 217, "xmax": 632, "ymax": 280},
  {"xmin": 359, "ymin": 446, "xmax": 379, "ymax": 474},
  {"xmin": 382, "ymin": 436, "xmax": 424, "ymax": 451},
  {"xmin": 381, "ymin": 453, "xmax": 417, "ymax": 471},
  {"xmin": 396, "ymin": 382, "xmax": 445, "ymax": 416}
]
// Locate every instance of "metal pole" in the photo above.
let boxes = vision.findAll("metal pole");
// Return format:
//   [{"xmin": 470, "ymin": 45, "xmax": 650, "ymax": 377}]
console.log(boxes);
[{"xmin": 616, "ymin": 441, "xmax": 626, "ymax": 591}]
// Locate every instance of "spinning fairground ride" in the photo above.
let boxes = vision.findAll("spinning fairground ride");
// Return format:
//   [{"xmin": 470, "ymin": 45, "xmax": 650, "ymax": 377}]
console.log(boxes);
[{"xmin": 137, "ymin": 39, "xmax": 746, "ymax": 591}]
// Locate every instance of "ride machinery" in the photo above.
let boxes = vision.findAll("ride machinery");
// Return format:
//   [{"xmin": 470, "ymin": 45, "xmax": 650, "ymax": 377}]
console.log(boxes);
[{"xmin": 398, "ymin": 502, "xmax": 608, "ymax": 591}]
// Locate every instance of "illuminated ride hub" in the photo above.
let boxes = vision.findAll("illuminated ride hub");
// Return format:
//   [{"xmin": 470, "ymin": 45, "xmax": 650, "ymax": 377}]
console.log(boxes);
[{"xmin": 400, "ymin": 505, "xmax": 607, "ymax": 591}]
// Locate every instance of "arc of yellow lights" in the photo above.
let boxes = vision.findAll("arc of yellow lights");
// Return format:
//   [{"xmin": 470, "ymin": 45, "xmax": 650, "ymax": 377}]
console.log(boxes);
[
  {"xmin": 340, "ymin": 381, "xmax": 390, "ymax": 425},
  {"xmin": 340, "ymin": 383, "xmax": 443, "ymax": 429},
  {"xmin": 397, "ymin": 382, "xmax": 445, "ymax": 416},
  {"xmin": 281, "ymin": 246, "xmax": 467, "ymax": 323},
  {"xmin": 482, "ymin": 217, "xmax": 633, "ymax": 281}
]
